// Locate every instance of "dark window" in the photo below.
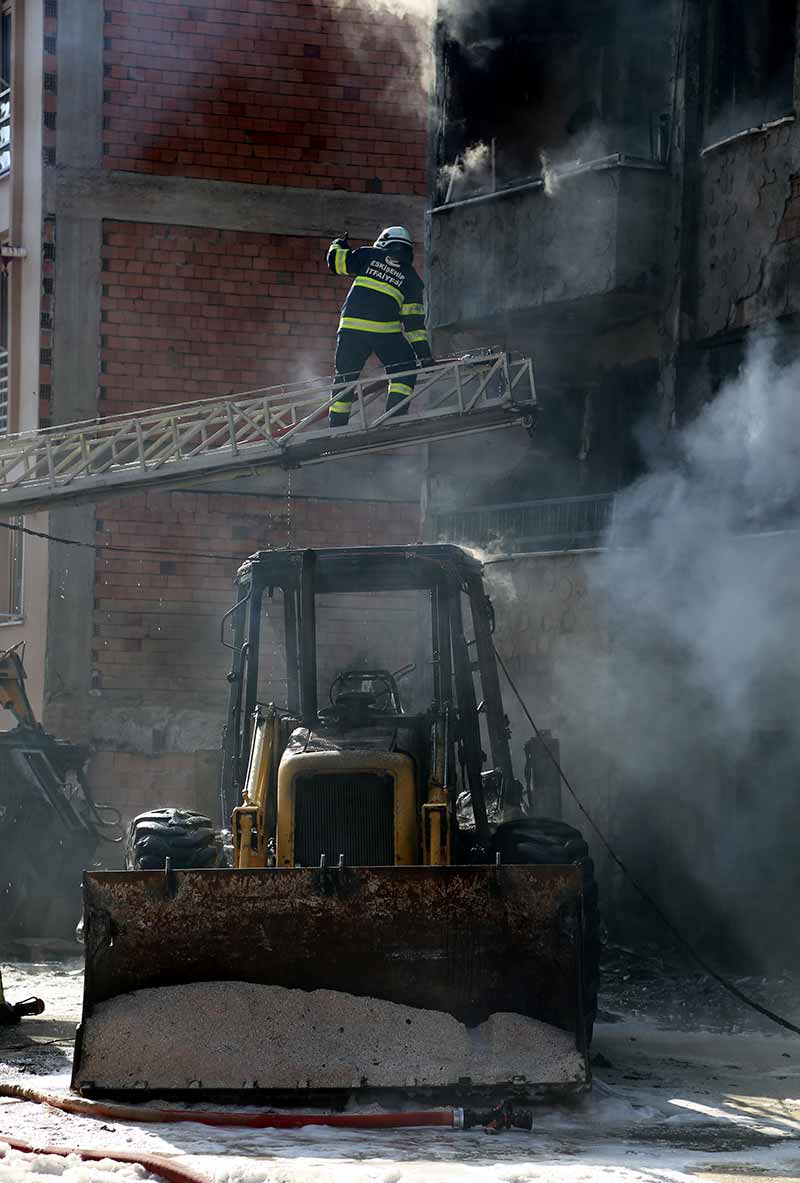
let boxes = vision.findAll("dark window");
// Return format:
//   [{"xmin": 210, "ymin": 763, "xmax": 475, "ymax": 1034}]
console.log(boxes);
[
  {"xmin": 706, "ymin": 0, "xmax": 796, "ymax": 143},
  {"xmin": 436, "ymin": 0, "xmax": 672, "ymax": 203},
  {"xmin": 1, "ymin": 9, "xmax": 10, "ymax": 83}
]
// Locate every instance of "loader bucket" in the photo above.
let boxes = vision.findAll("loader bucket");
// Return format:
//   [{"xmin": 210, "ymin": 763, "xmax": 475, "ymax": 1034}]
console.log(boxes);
[{"xmin": 72, "ymin": 864, "xmax": 589, "ymax": 1104}]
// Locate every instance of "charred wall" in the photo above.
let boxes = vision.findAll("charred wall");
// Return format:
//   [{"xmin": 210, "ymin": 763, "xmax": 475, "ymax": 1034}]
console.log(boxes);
[
  {"xmin": 429, "ymin": 0, "xmax": 800, "ymax": 506},
  {"xmin": 431, "ymin": 0, "xmax": 800, "ymax": 962}
]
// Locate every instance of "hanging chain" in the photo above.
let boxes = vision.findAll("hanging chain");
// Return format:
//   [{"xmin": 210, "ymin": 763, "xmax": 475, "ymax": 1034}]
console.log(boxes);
[{"xmin": 285, "ymin": 467, "xmax": 294, "ymax": 548}]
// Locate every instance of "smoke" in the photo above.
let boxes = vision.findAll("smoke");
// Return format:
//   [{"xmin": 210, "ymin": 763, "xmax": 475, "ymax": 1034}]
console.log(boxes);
[
  {"xmin": 552, "ymin": 337, "xmax": 800, "ymax": 964},
  {"xmin": 437, "ymin": 142, "xmax": 492, "ymax": 202},
  {"xmin": 539, "ymin": 124, "xmax": 614, "ymax": 197}
]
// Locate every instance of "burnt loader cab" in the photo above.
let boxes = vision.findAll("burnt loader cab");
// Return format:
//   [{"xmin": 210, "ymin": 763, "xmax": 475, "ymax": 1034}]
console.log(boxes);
[
  {"xmin": 76, "ymin": 546, "xmax": 599, "ymax": 1106},
  {"xmin": 219, "ymin": 545, "xmax": 519, "ymax": 870}
]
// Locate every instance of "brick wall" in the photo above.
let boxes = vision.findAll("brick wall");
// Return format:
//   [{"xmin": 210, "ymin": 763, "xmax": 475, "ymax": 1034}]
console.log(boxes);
[
  {"xmin": 99, "ymin": 219, "xmax": 425, "ymax": 413},
  {"xmin": 93, "ymin": 488, "xmax": 419, "ymax": 705},
  {"xmin": 89, "ymin": 489, "xmax": 421, "ymax": 831},
  {"xmin": 100, "ymin": 221, "xmax": 343, "ymax": 410},
  {"xmin": 102, "ymin": 0, "xmax": 428, "ymax": 195}
]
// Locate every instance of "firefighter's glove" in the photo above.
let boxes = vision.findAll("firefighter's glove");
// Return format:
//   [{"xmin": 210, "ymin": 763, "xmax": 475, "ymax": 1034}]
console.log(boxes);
[{"xmin": 332, "ymin": 236, "xmax": 350, "ymax": 249}]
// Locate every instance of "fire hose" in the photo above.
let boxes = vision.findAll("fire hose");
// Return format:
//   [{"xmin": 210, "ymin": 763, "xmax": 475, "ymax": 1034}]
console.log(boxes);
[
  {"xmin": 0, "ymin": 1082, "xmax": 531, "ymax": 1133},
  {"xmin": 0, "ymin": 1135, "xmax": 208, "ymax": 1183}
]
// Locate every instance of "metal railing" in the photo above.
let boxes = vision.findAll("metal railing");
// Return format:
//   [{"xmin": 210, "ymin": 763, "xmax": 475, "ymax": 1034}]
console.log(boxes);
[
  {"xmin": 0, "ymin": 349, "xmax": 8, "ymax": 434},
  {"xmin": 0, "ymin": 351, "xmax": 537, "ymax": 512},
  {"xmin": 0, "ymin": 81, "xmax": 10, "ymax": 175},
  {"xmin": 435, "ymin": 493, "xmax": 615, "ymax": 554}
]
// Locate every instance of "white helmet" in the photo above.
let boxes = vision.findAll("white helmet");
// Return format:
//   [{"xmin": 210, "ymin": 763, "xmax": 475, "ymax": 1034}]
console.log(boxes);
[{"xmin": 374, "ymin": 226, "xmax": 413, "ymax": 250}]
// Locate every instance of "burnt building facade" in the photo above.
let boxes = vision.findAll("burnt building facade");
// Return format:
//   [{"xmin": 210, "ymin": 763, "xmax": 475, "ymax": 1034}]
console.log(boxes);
[
  {"xmin": 428, "ymin": 0, "xmax": 800, "ymax": 522},
  {"xmin": 428, "ymin": 0, "xmax": 800, "ymax": 962}
]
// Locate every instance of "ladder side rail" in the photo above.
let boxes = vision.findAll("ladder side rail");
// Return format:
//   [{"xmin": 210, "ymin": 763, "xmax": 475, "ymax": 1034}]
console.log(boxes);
[
  {"xmin": 274, "ymin": 379, "xmax": 361, "ymax": 447},
  {"xmin": 50, "ymin": 435, "xmax": 94, "ymax": 480},
  {"xmin": 136, "ymin": 422, "xmax": 187, "ymax": 466},
  {"xmin": 141, "ymin": 414, "xmax": 224, "ymax": 473},
  {"xmin": 180, "ymin": 413, "xmax": 247, "ymax": 461},
  {"xmin": 52, "ymin": 435, "xmax": 140, "ymax": 489},
  {"xmin": 420, "ymin": 372, "xmax": 464, "ymax": 414},
  {"xmin": 225, "ymin": 404, "xmax": 280, "ymax": 453},
  {"xmin": 463, "ymin": 356, "xmax": 505, "ymax": 413},
  {"xmin": 362, "ymin": 359, "xmax": 458, "ymax": 428},
  {"xmin": 0, "ymin": 443, "xmax": 40, "ymax": 489},
  {"xmin": 0, "ymin": 404, "xmax": 530, "ymax": 512},
  {"xmin": 56, "ymin": 430, "xmax": 130, "ymax": 490}
]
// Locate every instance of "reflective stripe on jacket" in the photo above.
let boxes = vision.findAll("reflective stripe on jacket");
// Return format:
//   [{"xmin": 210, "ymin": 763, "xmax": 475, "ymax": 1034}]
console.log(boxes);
[{"xmin": 326, "ymin": 242, "xmax": 431, "ymax": 357}]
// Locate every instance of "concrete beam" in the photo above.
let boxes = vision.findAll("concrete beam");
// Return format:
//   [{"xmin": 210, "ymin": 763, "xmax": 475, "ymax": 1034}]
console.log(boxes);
[
  {"xmin": 50, "ymin": 167, "xmax": 427, "ymax": 242},
  {"xmin": 56, "ymin": 0, "xmax": 104, "ymax": 170},
  {"xmin": 42, "ymin": 502, "xmax": 97, "ymax": 741},
  {"xmin": 44, "ymin": 216, "xmax": 101, "ymax": 738},
  {"xmin": 52, "ymin": 216, "xmax": 102, "ymax": 423},
  {"xmin": 41, "ymin": 0, "xmax": 105, "ymax": 737}
]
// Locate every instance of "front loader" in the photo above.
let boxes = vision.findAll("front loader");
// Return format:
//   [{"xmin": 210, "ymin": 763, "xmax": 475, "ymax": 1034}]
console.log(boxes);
[{"xmin": 73, "ymin": 545, "xmax": 599, "ymax": 1105}]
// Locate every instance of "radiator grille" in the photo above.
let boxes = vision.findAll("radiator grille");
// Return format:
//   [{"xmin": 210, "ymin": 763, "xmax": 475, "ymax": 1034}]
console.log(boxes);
[{"xmin": 294, "ymin": 772, "xmax": 395, "ymax": 867}]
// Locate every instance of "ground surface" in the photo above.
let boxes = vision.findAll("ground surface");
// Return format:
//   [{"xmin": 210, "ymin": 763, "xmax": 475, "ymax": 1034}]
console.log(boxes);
[{"xmin": 1, "ymin": 948, "xmax": 800, "ymax": 1183}]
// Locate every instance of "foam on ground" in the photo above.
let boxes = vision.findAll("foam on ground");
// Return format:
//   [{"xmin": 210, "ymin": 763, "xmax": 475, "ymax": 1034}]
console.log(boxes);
[{"xmin": 75, "ymin": 981, "xmax": 586, "ymax": 1092}]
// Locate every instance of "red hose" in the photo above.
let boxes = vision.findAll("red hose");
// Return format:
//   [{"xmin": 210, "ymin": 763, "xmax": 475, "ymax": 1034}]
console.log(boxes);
[
  {"xmin": 0, "ymin": 1082, "xmax": 459, "ymax": 1129},
  {"xmin": 0, "ymin": 1135, "xmax": 208, "ymax": 1183}
]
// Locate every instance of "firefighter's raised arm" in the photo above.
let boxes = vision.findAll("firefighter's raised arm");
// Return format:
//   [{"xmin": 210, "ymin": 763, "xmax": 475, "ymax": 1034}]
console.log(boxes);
[
  {"xmin": 327, "ymin": 236, "xmax": 350, "ymax": 275},
  {"xmin": 326, "ymin": 236, "xmax": 370, "ymax": 278}
]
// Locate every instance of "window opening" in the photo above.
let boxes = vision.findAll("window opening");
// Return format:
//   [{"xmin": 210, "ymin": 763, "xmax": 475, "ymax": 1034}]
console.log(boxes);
[
  {"xmin": 257, "ymin": 587, "xmax": 289, "ymax": 711},
  {"xmin": 706, "ymin": 0, "xmax": 797, "ymax": 144},
  {"xmin": 315, "ymin": 591, "xmax": 433, "ymax": 716},
  {"xmin": 436, "ymin": 0, "xmax": 672, "ymax": 203}
]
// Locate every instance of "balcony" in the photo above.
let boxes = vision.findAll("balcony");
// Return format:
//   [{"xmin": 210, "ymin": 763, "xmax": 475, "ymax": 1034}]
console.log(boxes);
[
  {"xmin": 434, "ymin": 493, "xmax": 616, "ymax": 554},
  {"xmin": 429, "ymin": 155, "xmax": 666, "ymax": 336}
]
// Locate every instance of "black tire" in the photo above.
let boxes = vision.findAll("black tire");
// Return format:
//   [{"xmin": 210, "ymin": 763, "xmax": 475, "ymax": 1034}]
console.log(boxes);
[
  {"xmin": 125, "ymin": 808, "xmax": 221, "ymax": 870},
  {"xmin": 489, "ymin": 817, "xmax": 600, "ymax": 1044}
]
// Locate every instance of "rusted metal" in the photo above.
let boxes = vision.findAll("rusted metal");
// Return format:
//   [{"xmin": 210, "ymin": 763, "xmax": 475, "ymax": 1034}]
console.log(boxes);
[{"xmin": 74, "ymin": 864, "xmax": 583, "ymax": 1093}]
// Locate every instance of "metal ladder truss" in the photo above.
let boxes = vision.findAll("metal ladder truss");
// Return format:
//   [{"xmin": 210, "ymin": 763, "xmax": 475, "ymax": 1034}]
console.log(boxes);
[{"xmin": 0, "ymin": 351, "xmax": 536, "ymax": 512}]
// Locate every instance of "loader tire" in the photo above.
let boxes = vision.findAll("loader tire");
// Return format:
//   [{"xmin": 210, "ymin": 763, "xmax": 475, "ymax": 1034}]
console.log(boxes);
[
  {"xmin": 125, "ymin": 808, "xmax": 221, "ymax": 871},
  {"xmin": 489, "ymin": 817, "xmax": 600, "ymax": 1044}
]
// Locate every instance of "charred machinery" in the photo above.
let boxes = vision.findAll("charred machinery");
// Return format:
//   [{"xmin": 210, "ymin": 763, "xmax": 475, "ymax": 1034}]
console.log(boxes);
[
  {"xmin": 74, "ymin": 546, "xmax": 599, "ymax": 1105},
  {"xmin": 0, "ymin": 644, "xmax": 121, "ymax": 941}
]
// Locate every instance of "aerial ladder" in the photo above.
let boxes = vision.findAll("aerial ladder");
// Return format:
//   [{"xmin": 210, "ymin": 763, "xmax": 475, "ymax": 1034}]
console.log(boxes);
[{"xmin": 0, "ymin": 351, "xmax": 536, "ymax": 513}]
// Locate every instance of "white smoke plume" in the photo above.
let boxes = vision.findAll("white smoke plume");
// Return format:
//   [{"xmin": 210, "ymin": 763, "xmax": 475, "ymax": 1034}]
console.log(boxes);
[
  {"xmin": 437, "ymin": 142, "xmax": 492, "ymax": 201},
  {"xmin": 554, "ymin": 337, "xmax": 800, "ymax": 964}
]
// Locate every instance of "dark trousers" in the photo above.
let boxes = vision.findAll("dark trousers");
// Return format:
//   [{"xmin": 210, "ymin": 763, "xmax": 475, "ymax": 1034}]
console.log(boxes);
[{"xmin": 329, "ymin": 328, "xmax": 417, "ymax": 425}]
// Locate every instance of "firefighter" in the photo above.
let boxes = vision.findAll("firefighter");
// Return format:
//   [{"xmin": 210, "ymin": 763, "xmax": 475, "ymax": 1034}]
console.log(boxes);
[{"xmin": 326, "ymin": 226, "xmax": 433, "ymax": 426}]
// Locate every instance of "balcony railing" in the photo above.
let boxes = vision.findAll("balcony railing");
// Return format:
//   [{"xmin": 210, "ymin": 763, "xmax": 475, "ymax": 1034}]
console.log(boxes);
[
  {"xmin": 0, "ymin": 81, "xmax": 9, "ymax": 175},
  {"xmin": 434, "ymin": 493, "xmax": 616, "ymax": 554},
  {"xmin": 0, "ymin": 349, "xmax": 7, "ymax": 434}
]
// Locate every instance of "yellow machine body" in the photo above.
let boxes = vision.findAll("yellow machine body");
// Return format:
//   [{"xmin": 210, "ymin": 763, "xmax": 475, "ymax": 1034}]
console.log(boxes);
[{"xmin": 233, "ymin": 704, "xmax": 452, "ymax": 870}]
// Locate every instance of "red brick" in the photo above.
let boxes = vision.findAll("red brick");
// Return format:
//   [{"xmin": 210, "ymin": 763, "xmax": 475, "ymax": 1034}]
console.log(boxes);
[{"xmin": 101, "ymin": 0, "xmax": 427, "ymax": 191}]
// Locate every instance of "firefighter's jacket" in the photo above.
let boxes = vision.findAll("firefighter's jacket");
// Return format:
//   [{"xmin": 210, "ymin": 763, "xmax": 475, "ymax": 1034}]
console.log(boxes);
[{"xmin": 326, "ymin": 241, "xmax": 431, "ymax": 359}]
